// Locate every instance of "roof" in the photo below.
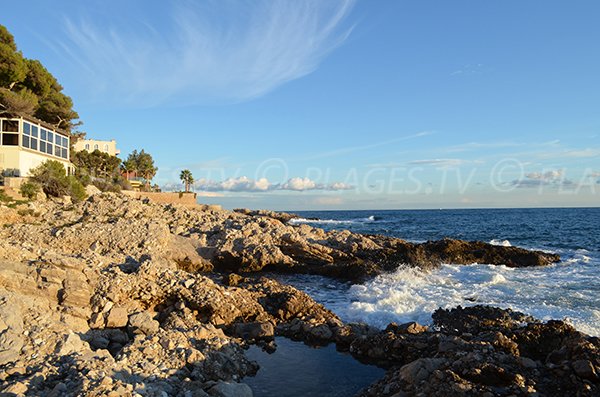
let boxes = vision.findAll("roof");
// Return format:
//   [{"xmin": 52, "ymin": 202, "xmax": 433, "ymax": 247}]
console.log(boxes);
[{"xmin": 1, "ymin": 113, "xmax": 71, "ymax": 137}]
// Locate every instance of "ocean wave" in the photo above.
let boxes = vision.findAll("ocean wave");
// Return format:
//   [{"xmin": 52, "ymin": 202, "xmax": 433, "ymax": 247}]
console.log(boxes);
[
  {"xmin": 489, "ymin": 239, "xmax": 512, "ymax": 247},
  {"xmin": 332, "ymin": 262, "xmax": 600, "ymax": 337}
]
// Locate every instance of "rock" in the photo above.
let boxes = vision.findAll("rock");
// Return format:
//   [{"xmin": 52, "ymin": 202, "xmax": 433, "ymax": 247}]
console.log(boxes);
[
  {"xmin": 128, "ymin": 311, "xmax": 160, "ymax": 336},
  {"xmin": 572, "ymin": 359, "xmax": 597, "ymax": 380},
  {"xmin": 0, "ymin": 193, "xmax": 592, "ymax": 397},
  {"xmin": 399, "ymin": 358, "xmax": 447, "ymax": 383},
  {"xmin": 208, "ymin": 381, "xmax": 253, "ymax": 397},
  {"xmin": 106, "ymin": 307, "xmax": 129, "ymax": 328},
  {"xmin": 85, "ymin": 184, "xmax": 102, "ymax": 196},
  {"xmin": 387, "ymin": 321, "xmax": 428, "ymax": 334},
  {"xmin": 224, "ymin": 273, "xmax": 243, "ymax": 286},
  {"xmin": 2, "ymin": 381, "xmax": 28, "ymax": 394},
  {"xmin": 0, "ymin": 294, "xmax": 24, "ymax": 366},
  {"xmin": 233, "ymin": 322, "xmax": 274, "ymax": 340},
  {"xmin": 55, "ymin": 332, "xmax": 89, "ymax": 355}
]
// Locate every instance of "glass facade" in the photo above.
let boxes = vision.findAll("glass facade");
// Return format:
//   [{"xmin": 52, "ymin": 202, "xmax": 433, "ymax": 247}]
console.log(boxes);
[{"xmin": 0, "ymin": 118, "xmax": 69, "ymax": 160}]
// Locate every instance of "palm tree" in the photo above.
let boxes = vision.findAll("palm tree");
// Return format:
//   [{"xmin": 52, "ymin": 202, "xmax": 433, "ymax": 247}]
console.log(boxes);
[{"xmin": 180, "ymin": 169, "xmax": 194, "ymax": 193}]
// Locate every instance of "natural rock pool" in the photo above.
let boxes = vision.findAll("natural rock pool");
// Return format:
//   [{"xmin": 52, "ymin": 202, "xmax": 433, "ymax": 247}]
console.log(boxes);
[{"xmin": 244, "ymin": 337, "xmax": 385, "ymax": 397}]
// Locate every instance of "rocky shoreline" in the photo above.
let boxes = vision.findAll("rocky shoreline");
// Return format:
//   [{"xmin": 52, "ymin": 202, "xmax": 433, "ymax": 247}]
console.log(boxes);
[{"xmin": 0, "ymin": 193, "xmax": 597, "ymax": 396}]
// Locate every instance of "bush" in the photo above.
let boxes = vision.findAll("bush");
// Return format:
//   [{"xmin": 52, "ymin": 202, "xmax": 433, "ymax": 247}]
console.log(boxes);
[
  {"xmin": 29, "ymin": 160, "xmax": 88, "ymax": 202},
  {"xmin": 19, "ymin": 181, "xmax": 41, "ymax": 199},
  {"xmin": 68, "ymin": 176, "xmax": 86, "ymax": 202},
  {"xmin": 92, "ymin": 178, "xmax": 121, "ymax": 193}
]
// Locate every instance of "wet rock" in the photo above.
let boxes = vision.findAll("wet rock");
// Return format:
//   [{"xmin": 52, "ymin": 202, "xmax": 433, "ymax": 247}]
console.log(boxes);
[
  {"xmin": 208, "ymin": 381, "xmax": 253, "ymax": 397},
  {"xmin": 232, "ymin": 322, "xmax": 274, "ymax": 341}
]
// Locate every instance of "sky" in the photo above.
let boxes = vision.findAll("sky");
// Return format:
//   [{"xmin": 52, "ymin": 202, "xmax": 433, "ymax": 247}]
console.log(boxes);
[{"xmin": 2, "ymin": 0, "xmax": 599, "ymax": 210}]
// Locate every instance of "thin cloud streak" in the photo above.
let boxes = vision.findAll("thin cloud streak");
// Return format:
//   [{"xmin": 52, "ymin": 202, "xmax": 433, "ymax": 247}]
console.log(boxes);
[
  {"xmin": 303, "ymin": 131, "xmax": 433, "ymax": 161},
  {"xmin": 55, "ymin": 0, "xmax": 356, "ymax": 106}
]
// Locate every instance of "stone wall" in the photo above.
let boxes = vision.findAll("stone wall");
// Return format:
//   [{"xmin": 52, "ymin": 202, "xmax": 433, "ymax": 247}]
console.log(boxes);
[{"xmin": 121, "ymin": 191, "xmax": 221, "ymax": 210}]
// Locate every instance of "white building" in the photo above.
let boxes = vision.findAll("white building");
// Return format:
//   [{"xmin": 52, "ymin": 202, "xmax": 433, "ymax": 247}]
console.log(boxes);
[
  {"xmin": 73, "ymin": 139, "xmax": 120, "ymax": 157},
  {"xmin": 0, "ymin": 116, "xmax": 73, "ymax": 178}
]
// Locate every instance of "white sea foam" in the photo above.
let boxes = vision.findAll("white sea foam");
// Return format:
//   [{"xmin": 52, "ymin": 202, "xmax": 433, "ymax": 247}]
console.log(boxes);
[
  {"xmin": 330, "ymin": 257, "xmax": 600, "ymax": 337},
  {"xmin": 489, "ymin": 239, "xmax": 512, "ymax": 247}
]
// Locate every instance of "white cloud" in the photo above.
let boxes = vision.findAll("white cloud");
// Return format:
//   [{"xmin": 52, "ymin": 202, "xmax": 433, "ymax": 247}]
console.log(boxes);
[
  {"xmin": 280, "ymin": 177, "xmax": 317, "ymax": 191},
  {"xmin": 525, "ymin": 170, "xmax": 564, "ymax": 180},
  {"xmin": 193, "ymin": 176, "xmax": 353, "ymax": 192},
  {"xmin": 511, "ymin": 169, "xmax": 574, "ymax": 188},
  {"xmin": 588, "ymin": 171, "xmax": 600, "ymax": 178},
  {"xmin": 56, "ymin": 0, "xmax": 355, "ymax": 106},
  {"xmin": 195, "ymin": 176, "xmax": 271, "ymax": 192}
]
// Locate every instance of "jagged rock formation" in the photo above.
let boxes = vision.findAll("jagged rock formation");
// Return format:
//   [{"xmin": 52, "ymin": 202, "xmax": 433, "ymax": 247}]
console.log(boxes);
[{"xmin": 0, "ymin": 193, "xmax": 593, "ymax": 397}]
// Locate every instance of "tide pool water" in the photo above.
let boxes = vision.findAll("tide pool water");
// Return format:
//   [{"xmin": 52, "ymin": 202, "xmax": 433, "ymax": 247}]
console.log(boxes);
[{"xmin": 281, "ymin": 207, "xmax": 600, "ymax": 336}]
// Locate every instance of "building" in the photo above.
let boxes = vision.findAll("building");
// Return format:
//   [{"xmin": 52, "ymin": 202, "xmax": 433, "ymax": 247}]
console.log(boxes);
[
  {"xmin": 0, "ymin": 115, "xmax": 74, "ymax": 178},
  {"xmin": 73, "ymin": 139, "xmax": 120, "ymax": 157}
]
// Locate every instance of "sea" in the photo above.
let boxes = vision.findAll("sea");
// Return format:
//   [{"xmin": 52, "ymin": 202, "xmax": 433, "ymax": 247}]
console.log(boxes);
[{"xmin": 281, "ymin": 207, "xmax": 600, "ymax": 337}]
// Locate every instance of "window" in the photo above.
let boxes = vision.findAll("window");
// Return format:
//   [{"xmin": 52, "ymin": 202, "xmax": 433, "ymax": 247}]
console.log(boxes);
[
  {"xmin": 63, "ymin": 137, "xmax": 69, "ymax": 147},
  {"xmin": 1, "ymin": 120, "xmax": 19, "ymax": 132},
  {"xmin": 55, "ymin": 134, "xmax": 61, "ymax": 145},
  {"xmin": 55, "ymin": 145, "xmax": 61, "ymax": 156},
  {"xmin": 40, "ymin": 141, "xmax": 46, "ymax": 153},
  {"xmin": 31, "ymin": 126, "xmax": 38, "ymax": 138},
  {"xmin": 2, "ymin": 134, "xmax": 19, "ymax": 146},
  {"xmin": 62, "ymin": 148, "xmax": 68, "ymax": 159},
  {"xmin": 23, "ymin": 122, "xmax": 31, "ymax": 135},
  {"xmin": 104, "ymin": 144, "xmax": 109, "ymax": 152},
  {"xmin": 85, "ymin": 143, "xmax": 90, "ymax": 150},
  {"xmin": 23, "ymin": 136, "xmax": 30, "ymax": 148},
  {"xmin": 94, "ymin": 144, "xmax": 99, "ymax": 150},
  {"xmin": 46, "ymin": 143, "xmax": 53, "ymax": 155},
  {"xmin": 48, "ymin": 131, "xmax": 54, "ymax": 143},
  {"xmin": 41, "ymin": 129, "xmax": 47, "ymax": 141},
  {"xmin": 30, "ymin": 138, "xmax": 38, "ymax": 150}
]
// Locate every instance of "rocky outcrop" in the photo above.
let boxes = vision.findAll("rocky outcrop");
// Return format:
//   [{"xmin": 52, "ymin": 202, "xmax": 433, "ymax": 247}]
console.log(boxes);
[
  {"xmin": 0, "ymin": 193, "xmax": 559, "ymax": 285},
  {"xmin": 357, "ymin": 306, "xmax": 600, "ymax": 397},
  {"xmin": 0, "ymin": 193, "xmax": 580, "ymax": 396}
]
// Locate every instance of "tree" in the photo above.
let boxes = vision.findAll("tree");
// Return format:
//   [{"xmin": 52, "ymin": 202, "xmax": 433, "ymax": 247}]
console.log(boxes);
[
  {"xmin": 180, "ymin": 169, "xmax": 194, "ymax": 193},
  {"xmin": 120, "ymin": 149, "xmax": 138, "ymax": 179},
  {"xmin": 122, "ymin": 149, "xmax": 158, "ymax": 189},
  {"xmin": 0, "ymin": 27, "xmax": 27, "ymax": 89},
  {"xmin": 0, "ymin": 24, "xmax": 80, "ymax": 131},
  {"xmin": 72, "ymin": 149, "xmax": 121, "ymax": 180}
]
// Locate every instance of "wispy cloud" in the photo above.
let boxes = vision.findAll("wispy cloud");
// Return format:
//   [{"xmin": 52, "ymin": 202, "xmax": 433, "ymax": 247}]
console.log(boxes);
[
  {"xmin": 303, "ymin": 131, "xmax": 433, "ymax": 161},
  {"xmin": 510, "ymin": 169, "xmax": 575, "ymax": 188},
  {"xmin": 193, "ymin": 176, "xmax": 353, "ymax": 192},
  {"xmin": 444, "ymin": 141, "xmax": 522, "ymax": 153},
  {"xmin": 407, "ymin": 158, "xmax": 471, "ymax": 167},
  {"xmin": 55, "ymin": 0, "xmax": 356, "ymax": 106},
  {"xmin": 450, "ymin": 63, "xmax": 487, "ymax": 76}
]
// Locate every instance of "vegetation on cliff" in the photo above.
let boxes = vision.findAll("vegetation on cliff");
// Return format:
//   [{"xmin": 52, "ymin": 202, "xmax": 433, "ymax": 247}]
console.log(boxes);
[{"xmin": 0, "ymin": 24, "xmax": 79, "ymax": 131}]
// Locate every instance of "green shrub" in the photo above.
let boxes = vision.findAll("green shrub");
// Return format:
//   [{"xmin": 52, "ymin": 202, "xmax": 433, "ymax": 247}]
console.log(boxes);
[
  {"xmin": 19, "ymin": 181, "xmax": 41, "ymax": 200},
  {"xmin": 68, "ymin": 176, "xmax": 87, "ymax": 203},
  {"xmin": 92, "ymin": 179, "xmax": 121, "ymax": 193},
  {"xmin": 30, "ymin": 160, "xmax": 70, "ymax": 197},
  {"xmin": 30, "ymin": 160, "xmax": 88, "ymax": 202}
]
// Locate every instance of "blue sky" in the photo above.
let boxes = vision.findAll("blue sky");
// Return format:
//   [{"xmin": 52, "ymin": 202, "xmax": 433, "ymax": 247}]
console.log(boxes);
[{"xmin": 3, "ymin": 1, "xmax": 599, "ymax": 210}]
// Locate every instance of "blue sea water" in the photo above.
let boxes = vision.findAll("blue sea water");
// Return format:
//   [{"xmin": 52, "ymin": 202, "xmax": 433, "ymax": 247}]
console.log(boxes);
[{"xmin": 283, "ymin": 208, "xmax": 600, "ymax": 336}]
